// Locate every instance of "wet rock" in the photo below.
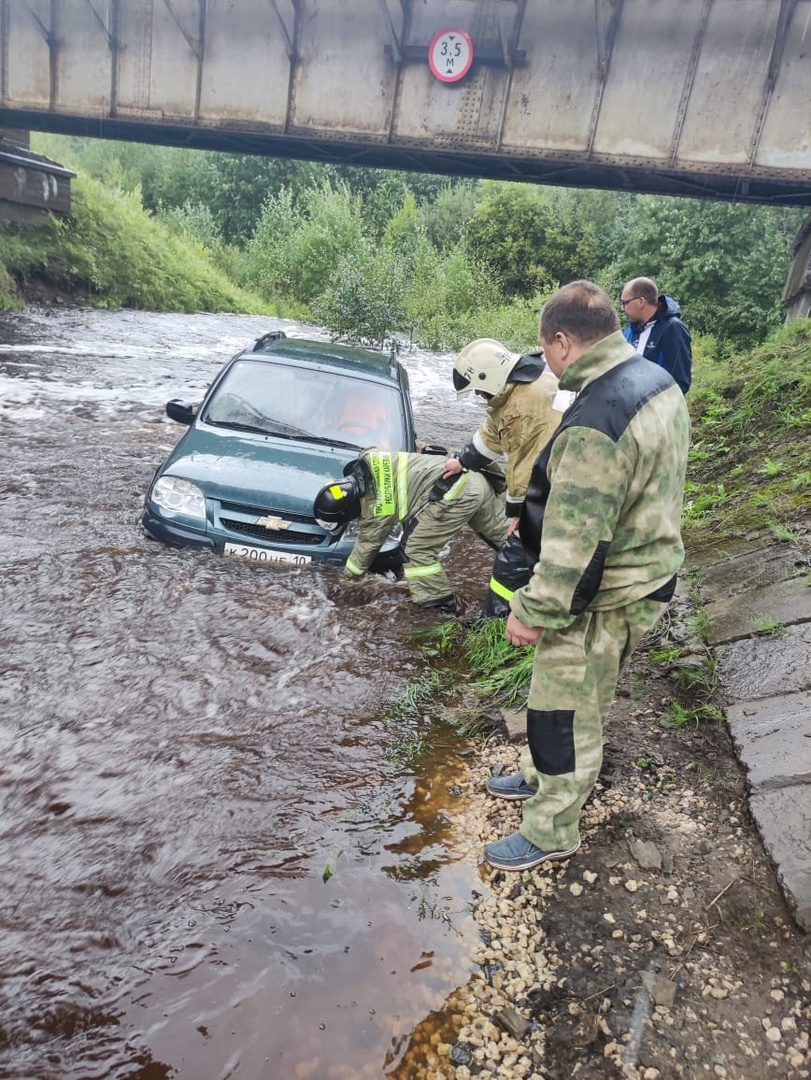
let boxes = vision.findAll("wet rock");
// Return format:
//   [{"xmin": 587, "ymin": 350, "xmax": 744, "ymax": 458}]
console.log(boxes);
[
  {"xmin": 449, "ymin": 1041, "xmax": 473, "ymax": 1067},
  {"xmin": 499, "ymin": 706, "xmax": 525, "ymax": 742},
  {"xmin": 493, "ymin": 1006, "xmax": 531, "ymax": 1040},
  {"xmin": 641, "ymin": 971, "xmax": 678, "ymax": 1008},
  {"xmin": 629, "ymin": 838, "xmax": 663, "ymax": 870}
]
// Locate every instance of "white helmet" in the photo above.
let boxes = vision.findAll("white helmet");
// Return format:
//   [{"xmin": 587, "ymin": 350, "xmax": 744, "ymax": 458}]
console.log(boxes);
[{"xmin": 452, "ymin": 338, "xmax": 522, "ymax": 398}]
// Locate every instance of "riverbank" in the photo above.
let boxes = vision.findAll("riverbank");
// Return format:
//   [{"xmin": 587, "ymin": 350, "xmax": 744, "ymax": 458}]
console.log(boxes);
[{"xmin": 406, "ymin": 533, "xmax": 811, "ymax": 1080}]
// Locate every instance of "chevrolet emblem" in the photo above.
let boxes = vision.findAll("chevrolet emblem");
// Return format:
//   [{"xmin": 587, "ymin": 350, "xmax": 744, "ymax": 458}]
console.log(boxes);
[{"xmin": 256, "ymin": 515, "xmax": 290, "ymax": 531}]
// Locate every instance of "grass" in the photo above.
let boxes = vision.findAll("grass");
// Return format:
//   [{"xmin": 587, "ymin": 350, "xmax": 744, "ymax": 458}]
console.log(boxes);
[
  {"xmin": 643, "ymin": 589, "xmax": 724, "ymax": 734},
  {"xmin": 445, "ymin": 706, "xmax": 503, "ymax": 741},
  {"xmin": 661, "ymin": 702, "xmax": 726, "ymax": 729},
  {"xmin": 749, "ymin": 615, "xmax": 788, "ymax": 638},
  {"xmin": 769, "ymin": 522, "xmax": 800, "ymax": 543},
  {"xmin": 683, "ymin": 321, "xmax": 811, "ymax": 552},
  {"xmin": 691, "ymin": 609, "xmax": 710, "ymax": 645},
  {"xmin": 462, "ymin": 618, "xmax": 534, "ymax": 706},
  {"xmin": 674, "ymin": 653, "xmax": 718, "ymax": 699},
  {"xmin": 383, "ymin": 670, "xmax": 450, "ymax": 720},
  {"xmin": 383, "ymin": 670, "xmax": 453, "ymax": 765},
  {"xmin": 648, "ymin": 645, "xmax": 684, "ymax": 665},
  {"xmin": 388, "ymin": 735, "xmax": 427, "ymax": 767},
  {"xmin": 0, "ymin": 173, "xmax": 268, "ymax": 314},
  {"xmin": 419, "ymin": 617, "xmax": 535, "ymax": 708}
]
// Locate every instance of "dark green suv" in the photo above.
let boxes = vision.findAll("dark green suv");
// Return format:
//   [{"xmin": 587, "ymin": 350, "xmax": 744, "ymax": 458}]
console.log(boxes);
[{"xmin": 142, "ymin": 332, "xmax": 416, "ymax": 567}]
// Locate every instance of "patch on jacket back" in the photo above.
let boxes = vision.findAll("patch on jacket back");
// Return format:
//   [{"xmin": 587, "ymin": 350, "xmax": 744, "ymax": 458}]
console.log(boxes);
[{"xmin": 563, "ymin": 355, "xmax": 674, "ymax": 444}]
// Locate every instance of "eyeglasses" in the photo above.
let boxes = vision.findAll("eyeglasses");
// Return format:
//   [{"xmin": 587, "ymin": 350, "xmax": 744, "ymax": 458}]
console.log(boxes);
[{"xmin": 619, "ymin": 296, "xmax": 642, "ymax": 308}]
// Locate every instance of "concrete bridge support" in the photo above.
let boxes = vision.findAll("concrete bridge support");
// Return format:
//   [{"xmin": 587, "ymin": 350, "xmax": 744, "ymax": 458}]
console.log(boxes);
[
  {"xmin": 0, "ymin": 128, "xmax": 74, "ymax": 222},
  {"xmin": 784, "ymin": 215, "xmax": 811, "ymax": 322}
]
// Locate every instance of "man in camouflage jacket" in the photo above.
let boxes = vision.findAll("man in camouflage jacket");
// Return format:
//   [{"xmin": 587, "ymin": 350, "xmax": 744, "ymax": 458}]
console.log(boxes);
[
  {"xmin": 443, "ymin": 340, "xmax": 573, "ymax": 617},
  {"xmin": 483, "ymin": 281, "xmax": 690, "ymax": 872},
  {"xmin": 344, "ymin": 449, "xmax": 508, "ymax": 611}
]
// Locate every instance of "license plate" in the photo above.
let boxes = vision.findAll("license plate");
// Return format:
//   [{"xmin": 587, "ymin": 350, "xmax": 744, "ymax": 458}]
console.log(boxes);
[{"xmin": 223, "ymin": 543, "xmax": 312, "ymax": 567}]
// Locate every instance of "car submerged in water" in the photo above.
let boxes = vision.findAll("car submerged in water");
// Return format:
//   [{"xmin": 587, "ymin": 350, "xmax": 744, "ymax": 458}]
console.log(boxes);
[{"xmin": 142, "ymin": 331, "xmax": 416, "ymax": 568}]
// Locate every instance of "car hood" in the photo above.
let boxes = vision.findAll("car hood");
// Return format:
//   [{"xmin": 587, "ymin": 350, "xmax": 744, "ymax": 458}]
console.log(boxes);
[{"xmin": 158, "ymin": 425, "xmax": 357, "ymax": 514}]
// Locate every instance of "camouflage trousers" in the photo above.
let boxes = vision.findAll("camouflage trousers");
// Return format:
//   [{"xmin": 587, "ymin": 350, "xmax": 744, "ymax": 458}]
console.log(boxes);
[{"xmin": 518, "ymin": 598, "xmax": 667, "ymax": 852}]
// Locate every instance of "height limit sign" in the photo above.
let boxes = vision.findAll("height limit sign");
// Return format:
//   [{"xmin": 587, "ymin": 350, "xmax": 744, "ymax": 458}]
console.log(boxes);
[{"xmin": 428, "ymin": 28, "xmax": 474, "ymax": 83}]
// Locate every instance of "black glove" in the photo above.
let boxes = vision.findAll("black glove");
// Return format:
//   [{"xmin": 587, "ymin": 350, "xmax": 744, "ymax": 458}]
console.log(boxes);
[
  {"xmin": 428, "ymin": 473, "xmax": 460, "ymax": 502},
  {"xmin": 369, "ymin": 546, "xmax": 405, "ymax": 578}
]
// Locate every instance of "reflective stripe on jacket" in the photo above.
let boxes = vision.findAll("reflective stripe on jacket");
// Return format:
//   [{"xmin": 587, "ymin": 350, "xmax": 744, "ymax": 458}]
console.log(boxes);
[{"xmin": 346, "ymin": 451, "xmax": 470, "ymax": 577}]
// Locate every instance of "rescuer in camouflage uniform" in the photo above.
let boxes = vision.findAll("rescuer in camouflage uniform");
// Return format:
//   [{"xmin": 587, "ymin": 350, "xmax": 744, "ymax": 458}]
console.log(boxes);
[
  {"xmin": 443, "ymin": 339, "xmax": 573, "ymax": 618},
  {"xmin": 314, "ymin": 449, "xmax": 509, "ymax": 612},
  {"xmin": 483, "ymin": 281, "xmax": 690, "ymax": 873}
]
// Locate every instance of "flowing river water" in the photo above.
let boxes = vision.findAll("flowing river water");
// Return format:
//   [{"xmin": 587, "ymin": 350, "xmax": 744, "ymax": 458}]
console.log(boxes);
[{"xmin": 0, "ymin": 309, "xmax": 501, "ymax": 1080}]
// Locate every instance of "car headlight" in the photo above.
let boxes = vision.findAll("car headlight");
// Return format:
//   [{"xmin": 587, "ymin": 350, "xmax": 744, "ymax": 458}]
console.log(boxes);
[
  {"xmin": 381, "ymin": 522, "xmax": 403, "ymax": 552},
  {"xmin": 340, "ymin": 519, "xmax": 361, "ymax": 541},
  {"xmin": 150, "ymin": 476, "xmax": 207, "ymax": 520}
]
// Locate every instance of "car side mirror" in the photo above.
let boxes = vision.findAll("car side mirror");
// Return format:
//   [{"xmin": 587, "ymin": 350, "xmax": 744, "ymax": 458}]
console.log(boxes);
[{"xmin": 166, "ymin": 399, "xmax": 197, "ymax": 425}]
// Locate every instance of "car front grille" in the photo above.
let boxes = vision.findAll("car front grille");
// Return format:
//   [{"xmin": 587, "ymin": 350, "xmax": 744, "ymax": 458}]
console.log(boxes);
[
  {"xmin": 220, "ymin": 517, "xmax": 322, "ymax": 545},
  {"xmin": 219, "ymin": 501, "xmax": 314, "ymax": 525}
]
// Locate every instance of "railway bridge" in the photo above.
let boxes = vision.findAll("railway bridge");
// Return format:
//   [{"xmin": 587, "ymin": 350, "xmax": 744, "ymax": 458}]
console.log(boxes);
[{"xmin": 1, "ymin": 0, "xmax": 810, "ymax": 311}]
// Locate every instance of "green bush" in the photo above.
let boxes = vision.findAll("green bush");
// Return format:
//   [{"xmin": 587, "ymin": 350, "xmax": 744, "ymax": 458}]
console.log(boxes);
[{"xmin": 314, "ymin": 240, "xmax": 409, "ymax": 352}]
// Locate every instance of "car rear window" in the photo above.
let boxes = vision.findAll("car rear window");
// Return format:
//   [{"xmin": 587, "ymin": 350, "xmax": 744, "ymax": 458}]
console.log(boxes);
[{"xmin": 203, "ymin": 360, "xmax": 407, "ymax": 450}]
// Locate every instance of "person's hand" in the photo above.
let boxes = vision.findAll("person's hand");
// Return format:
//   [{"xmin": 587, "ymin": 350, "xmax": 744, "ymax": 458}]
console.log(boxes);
[
  {"xmin": 442, "ymin": 457, "xmax": 463, "ymax": 480},
  {"xmin": 505, "ymin": 611, "xmax": 542, "ymax": 647},
  {"xmin": 507, "ymin": 516, "xmax": 519, "ymax": 536}
]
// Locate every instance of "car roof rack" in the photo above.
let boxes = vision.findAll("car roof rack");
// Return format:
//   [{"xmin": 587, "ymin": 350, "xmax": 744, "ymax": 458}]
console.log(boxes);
[{"xmin": 251, "ymin": 329, "xmax": 288, "ymax": 351}]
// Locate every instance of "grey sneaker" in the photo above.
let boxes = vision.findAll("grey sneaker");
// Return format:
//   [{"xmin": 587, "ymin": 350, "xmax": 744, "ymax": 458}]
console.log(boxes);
[
  {"xmin": 483, "ymin": 831, "xmax": 580, "ymax": 871},
  {"xmin": 485, "ymin": 772, "xmax": 538, "ymax": 801}
]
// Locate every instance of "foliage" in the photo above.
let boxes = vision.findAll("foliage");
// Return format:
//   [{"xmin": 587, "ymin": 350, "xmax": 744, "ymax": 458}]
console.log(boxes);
[
  {"xmin": 683, "ymin": 320, "xmax": 811, "ymax": 549},
  {"xmin": 0, "ymin": 173, "xmax": 264, "ymax": 313},
  {"xmin": 0, "ymin": 262, "xmax": 22, "ymax": 311},
  {"xmin": 314, "ymin": 239, "xmax": 410, "ymax": 352},
  {"xmin": 23, "ymin": 132, "xmax": 811, "ymax": 359},
  {"xmin": 161, "ymin": 200, "xmax": 222, "ymax": 249},
  {"xmin": 404, "ymin": 240, "xmax": 504, "ymax": 350},
  {"xmin": 34, "ymin": 134, "xmax": 325, "ymax": 244},
  {"xmin": 418, "ymin": 182, "xmax": 481, "ymax": 250},
  {"xmin": 603, "ymin": 196, "xmax": 805, "ymax": 348},
  {"xmin": 245, "ymin": 180, "xmax": 364, "ymax": 304},
  {"xmin": 466, "ymin": 182, "xmax": 585, "ymax": 295}
]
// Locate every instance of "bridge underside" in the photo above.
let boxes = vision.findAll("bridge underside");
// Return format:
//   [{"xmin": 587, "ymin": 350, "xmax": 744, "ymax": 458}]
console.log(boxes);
[{"xmin": 5, "ymin": 109, "xmax": 809, "ymax": 208}]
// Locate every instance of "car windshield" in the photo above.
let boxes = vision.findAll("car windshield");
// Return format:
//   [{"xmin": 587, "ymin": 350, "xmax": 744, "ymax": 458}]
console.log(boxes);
[{"xmin": 202, "ymin": 359, "xmax": 406, "ymax": 449}]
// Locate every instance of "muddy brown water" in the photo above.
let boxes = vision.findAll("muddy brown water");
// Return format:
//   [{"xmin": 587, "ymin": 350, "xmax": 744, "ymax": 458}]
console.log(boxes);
[{"xmin": 0, "ymin": 309, "xmax": 499, "ymax": 1079}]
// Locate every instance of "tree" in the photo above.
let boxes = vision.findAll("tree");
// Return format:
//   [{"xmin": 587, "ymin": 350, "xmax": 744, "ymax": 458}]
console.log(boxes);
[
  {"xmin": 314, "ymin": 239, "xmax": 408, "ymax": 352},
  {"xmin": 465, "ymin": 182, "xmax": 606, "ymax": 295},
  {"xmin": 606, "ymin": 197, "xmax": 805, "ymax": 347}
]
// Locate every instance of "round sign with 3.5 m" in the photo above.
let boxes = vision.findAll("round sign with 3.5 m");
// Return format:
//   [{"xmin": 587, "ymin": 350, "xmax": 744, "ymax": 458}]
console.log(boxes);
[{"xmin": 428, "ymin": 28, "xmax": 474, "ymax": 83}]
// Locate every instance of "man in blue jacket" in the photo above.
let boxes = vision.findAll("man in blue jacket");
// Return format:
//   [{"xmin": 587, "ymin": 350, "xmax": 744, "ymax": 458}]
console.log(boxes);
[{"xmin": 620, "ymin": 277, "xmax": 692, "ymax": 394}]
